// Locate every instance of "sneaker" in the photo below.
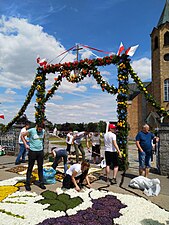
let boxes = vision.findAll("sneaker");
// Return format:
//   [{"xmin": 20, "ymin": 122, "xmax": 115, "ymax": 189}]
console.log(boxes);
[
  {"xmin": 111, "ymin": 178, "xmax": 117, "ymax": 185},
  {"xmin": 25, "ymin": 184, "xmax": 31, "ymax": 191},
  {"xmin": 39, "ymin": 183, "xmax": 46, "ymax": 190},
  {"xmin": 21, "ymin": 160, "xmax": 26, "ymax": 163},
  {"xmin": 15, "ymin": 162, "xmax": 20, "ymax": 165},
  {"xmin": 105, "ymin": 177, "xmax": 110, "ymax": 186}
]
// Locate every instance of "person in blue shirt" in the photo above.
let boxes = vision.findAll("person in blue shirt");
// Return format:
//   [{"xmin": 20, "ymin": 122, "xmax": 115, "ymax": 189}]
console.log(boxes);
[
  {"xmin": 21, "ymin": 123, "xmax": 46, "ymax": 191},
  {"xmin": 136, "ymin": 124, "xmax": 155, "ymax": 177}
]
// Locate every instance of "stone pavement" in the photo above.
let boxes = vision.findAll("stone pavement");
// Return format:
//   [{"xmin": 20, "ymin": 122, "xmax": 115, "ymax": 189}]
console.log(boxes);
[{"xmin": 0, "ymin": 144, "xmax": 169, "ymax": 211}]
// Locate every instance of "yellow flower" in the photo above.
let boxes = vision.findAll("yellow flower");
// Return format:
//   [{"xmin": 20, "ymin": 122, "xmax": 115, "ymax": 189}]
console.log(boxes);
[
  {"xmin": 36, "ymin": 76, "xmax": 42, "ymax": 80},
  {"xmin": 36, "ymin": 98, "xmax": 41, "ymax": 103},
  {"xmin": 0, "ymin": 186, "xmax": 18, "ymax": 201},
  {"xmin": 15, "ymin": 182, "xmax": 25, "ymax": 187},
  {"xmin": 36, "ymin": 85, "xmax": 41, "ymax": 91}
]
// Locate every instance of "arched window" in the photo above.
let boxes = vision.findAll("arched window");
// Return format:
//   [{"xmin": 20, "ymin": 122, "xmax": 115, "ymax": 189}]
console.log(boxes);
[
  {"xmin": 154, "ymin": 36, "xmax": 158, "ymax": 49},
  {"xmin": 164, "ymin": 79, "xmax": 169, "ymax": 101},
  {"xmin": 164, "ymin": 32, "xmax": 169, "ymax": 46},
  {"xmin": 164, "ymin": 53, "xmax": 169, "ymax": 61}
]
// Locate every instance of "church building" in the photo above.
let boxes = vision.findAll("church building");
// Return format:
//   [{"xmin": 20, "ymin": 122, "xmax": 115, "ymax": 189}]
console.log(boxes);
[{"xmin": 127, "ymin": 0, "xmax": 169, "ymax": 139}]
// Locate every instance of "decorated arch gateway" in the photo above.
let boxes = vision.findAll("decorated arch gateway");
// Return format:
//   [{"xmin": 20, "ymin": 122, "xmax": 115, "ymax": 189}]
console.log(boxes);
[{"xmin": 3, "ymin": 45, "xmax": 169, "ymax": 170}]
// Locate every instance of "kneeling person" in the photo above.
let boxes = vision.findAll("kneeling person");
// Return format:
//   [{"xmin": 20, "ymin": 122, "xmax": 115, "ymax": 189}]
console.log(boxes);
[{"xmin": 62, "ymin": 161, "xmax": 91, "ymax": 192}]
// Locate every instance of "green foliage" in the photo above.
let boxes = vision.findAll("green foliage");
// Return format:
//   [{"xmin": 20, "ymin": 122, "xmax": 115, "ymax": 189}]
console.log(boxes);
[
  {"xmin": 36, "ymin": 190, "xmax": 83, "ymax": 212},
  {"xmin": 55, "ymin": 120, "xmax": 106, "ymax": 133},
  {"xmin": 41, "ymin": 190, "xmax": 57, "ymax": 199}
]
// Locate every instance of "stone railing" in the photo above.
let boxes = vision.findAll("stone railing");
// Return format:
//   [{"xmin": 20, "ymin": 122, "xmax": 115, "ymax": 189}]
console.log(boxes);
[{"xmin": 0, "ymin": 125, "xmax": 49, "ymax": 156}]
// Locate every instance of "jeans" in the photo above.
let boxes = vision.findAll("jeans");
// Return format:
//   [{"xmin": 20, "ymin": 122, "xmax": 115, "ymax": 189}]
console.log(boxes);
[
  {"xmin": 139, "ymin": 151, "xmax": 151, "ymax": 169},
  {"xmin": 15, "ymin": 144, "xmax": 27, "ymax": 163},
  {"xmin": 52, "ymin": 149, "xmax": 68, "ymax": 173},
  {"xmin": 74, "ymin": 143, "xmax": 85, "ymax": 163},
  {"xmin": 26, "ymin": 150, "xmax": 44, "ymax": 185}
]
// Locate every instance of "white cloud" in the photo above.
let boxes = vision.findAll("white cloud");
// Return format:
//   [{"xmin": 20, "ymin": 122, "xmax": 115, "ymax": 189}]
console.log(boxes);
[
  {"xmin": 5, "ymin": 88, "xmax": 16, "ymax": 95},
  {"xmin": 101, "ymin": 70, "xmax": 111, "ymax": 76},
  {"xmin": 130, "ymin": 57, "xmax": 151, "ymax": 82},
  {"xmin": 51, "ymin": 95, "xmax": 63, "ymax": 101},
  {"xmin": 0, "ymin": 16, "xmax": 151, "ymax": 126},
  {"xmin": 91, "ymin": 84, "xmax": 100, "ymax": 89},
  {"xmin": 0, "ymin": 16, "xmax": 75, "ymax": 89},
  {"xmin": 45, "ymin": 93, "xmax": 118, "ymax": 124}
]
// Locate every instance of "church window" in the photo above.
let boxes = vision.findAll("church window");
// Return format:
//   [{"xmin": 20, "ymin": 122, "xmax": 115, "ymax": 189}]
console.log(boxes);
[
  {"xmin": 164, "ymin": 54, "xmax": 169, "ymax": 61},
  {"xmin": 164, "ymin": 79, "xmax": 169, "ymax": 101},
  {"xmin": 164, "ymin": 32, "xmax": 169, "ymax": 46},
  {"xmin": 154, "ymin": 36, "xmax": 158, "ymax": 49}
]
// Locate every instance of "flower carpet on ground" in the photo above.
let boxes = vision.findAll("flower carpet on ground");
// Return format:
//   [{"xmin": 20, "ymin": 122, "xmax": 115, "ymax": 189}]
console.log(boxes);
[{"xmin": 0, "ymin": 177, "xmax": 169, "ymax": 225}]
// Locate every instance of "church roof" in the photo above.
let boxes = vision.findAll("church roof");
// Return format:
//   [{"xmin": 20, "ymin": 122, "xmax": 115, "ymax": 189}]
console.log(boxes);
[
  {"xmin": 157, "ymin": 0, "xmax": 169, "ymax": 27},
  {"xmin": 128, "ymin": 82, "xmax": 151, "ymax": 100}
]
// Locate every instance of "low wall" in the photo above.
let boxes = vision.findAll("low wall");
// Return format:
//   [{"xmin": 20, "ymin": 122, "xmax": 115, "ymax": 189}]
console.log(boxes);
[{"xmin": 0, "ymin": 125, "xmax": 49, "ymax": 156}]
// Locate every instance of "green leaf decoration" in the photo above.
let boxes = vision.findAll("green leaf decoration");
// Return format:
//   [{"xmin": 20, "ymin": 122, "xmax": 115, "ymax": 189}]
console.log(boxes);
[
  {"xmin": 36, "ymin": 199, "xmax": 58, "ymax": 205},
  {"xmin": 67, "ymin": 197, "xmax": 82, "ymax": 209},
  {"xmin": 57, "ymin": 193, "xmax": 70, "ymax": 203},
  {"xmin": 41, "ymin": 190, "xmax": 57, "ymax": 199},
  {"xmin": 36, "ymin": 190, "xmax": 83, "ymax": 212},
  {"xmin": 47, "ymin": 200, "xmax": 67, "ymax": 212}
]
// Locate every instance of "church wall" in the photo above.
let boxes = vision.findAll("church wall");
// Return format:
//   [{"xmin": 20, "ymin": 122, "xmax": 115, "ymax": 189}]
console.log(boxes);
[
  {"xmin": 127, "ymin": 96, "xmax": 142, "ymax": 140},
  {"xmin": 151, "ymin": 24, "xmax": 169, "ymax": 111}
]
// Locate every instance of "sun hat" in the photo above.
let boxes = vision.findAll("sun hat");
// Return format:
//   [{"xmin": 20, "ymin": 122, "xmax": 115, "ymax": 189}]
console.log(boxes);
[{"xmin": 109, "ymin": 124, "xmax": 116, "ymax": 129}]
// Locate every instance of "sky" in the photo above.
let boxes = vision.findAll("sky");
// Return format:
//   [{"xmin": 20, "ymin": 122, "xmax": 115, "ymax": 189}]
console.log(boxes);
[{"xmin": 0, "ymin": 0, "xmax": 166, "ymax": 125}]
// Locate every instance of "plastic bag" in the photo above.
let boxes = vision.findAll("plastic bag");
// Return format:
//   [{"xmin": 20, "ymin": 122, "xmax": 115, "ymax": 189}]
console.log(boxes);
[
  {"xmin": 100, "ymin": 159, "xmax": 106, "ymax": 168},
  {"xmin": 129, "ymin": 176, "xmax": 161, "ymax": 196},
  {"xmin": 43, "ymin": 167, "xmax": 56, "ymax": 184}
]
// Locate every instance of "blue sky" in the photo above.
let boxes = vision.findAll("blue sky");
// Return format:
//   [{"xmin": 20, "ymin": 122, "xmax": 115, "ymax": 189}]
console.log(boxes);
[{"xmin": 0, "ymin": 0, "xmax": 166, "ymax": 125}]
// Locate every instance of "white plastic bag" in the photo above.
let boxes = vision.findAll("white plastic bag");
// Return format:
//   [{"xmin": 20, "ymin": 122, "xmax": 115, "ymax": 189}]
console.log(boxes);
[
  {"xmin": 100, "ymin": 159, "xmax": 106, "ymax": 168},
  {"xmin": 129, "ymin": 176, "xmax": 161, "ymax": 196}
]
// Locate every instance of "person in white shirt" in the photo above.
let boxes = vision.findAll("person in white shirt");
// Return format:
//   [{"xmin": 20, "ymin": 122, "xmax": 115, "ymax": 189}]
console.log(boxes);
[
  {"xmin": 104, "ymin": 124, "xmax": 122, "ymax": 185},
  {"xmin": 90, "ymin": 132, "xmax": 101, "ymax": 164},
  {"xmin": 62, "ymin": 161, "xmax": 91, "ymax": 191},
  {"xmin": 73, "ymin": 131, "xmax": 90, "ymax": 163},
  {"xmin": 66, "ymin": 128, "xmax": 73, "ymax": 154},
  {"xmin": 15, "ymin": 122, "xmax": 30, "ymax": 165}
]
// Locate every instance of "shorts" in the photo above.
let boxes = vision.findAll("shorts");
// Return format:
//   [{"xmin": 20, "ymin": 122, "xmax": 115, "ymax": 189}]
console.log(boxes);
[
  {"xmin": 105, "ymin": 151, "xmax": 118, "ymax": 167},
  {"xmin": 92, "ymin": 145, "xmax": 100, "ymax": 157},
  {"xmin": 139, "ymin": 151, "xmax": 151, "ymax": 169}
]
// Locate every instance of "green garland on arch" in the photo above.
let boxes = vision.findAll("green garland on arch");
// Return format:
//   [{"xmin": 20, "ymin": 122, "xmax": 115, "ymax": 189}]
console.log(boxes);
[
  {"xmin": 128, "ymin": 65, "xmax": 169, "ymax": 118},
  {"xmin": 2, "ymin": 77, "xmax": 38, "ymax": 133}
]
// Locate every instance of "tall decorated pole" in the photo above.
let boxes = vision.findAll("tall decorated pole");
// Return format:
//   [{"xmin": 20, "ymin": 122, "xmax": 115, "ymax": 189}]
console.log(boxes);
[
  {"xmin": 116, "ymin": 54, "xmax": 131, "ymax": 171},
  {"xmin": 35, "ymin": 67, "xmax": 46, "ymax": 125}
]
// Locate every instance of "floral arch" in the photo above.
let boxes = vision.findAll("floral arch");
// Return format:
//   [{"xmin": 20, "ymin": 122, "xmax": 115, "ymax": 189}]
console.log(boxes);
[{"xmin": 3, "ymin": 50, "xmax": 169, "ymax": 170}]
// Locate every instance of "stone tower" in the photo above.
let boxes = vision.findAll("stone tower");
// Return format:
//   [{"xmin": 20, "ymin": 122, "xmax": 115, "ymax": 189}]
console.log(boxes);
[{"xmin": 150, "ymin": 0, "xmax": 169, "ymax": 116}]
